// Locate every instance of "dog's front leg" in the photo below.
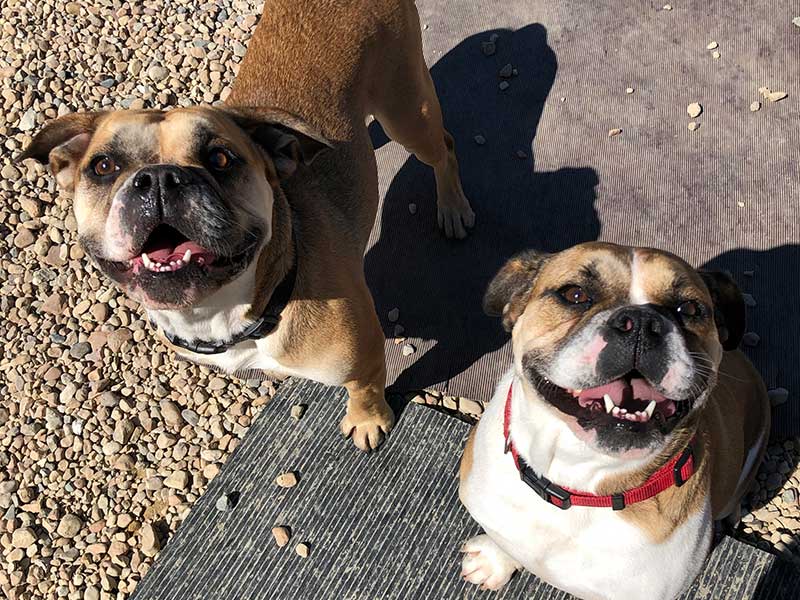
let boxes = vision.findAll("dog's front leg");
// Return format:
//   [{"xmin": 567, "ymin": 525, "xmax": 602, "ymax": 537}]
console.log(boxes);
[
  {"xmin": 341, "ymin": 360, "xmax": 395, "ymax": 452},
  {"xmin": 337, "ymin": 301, "xmax": 395, "ymax": 451},
  {"xmin": 461, "ymin": 534, "xmax": 521, "ymax": 591}
]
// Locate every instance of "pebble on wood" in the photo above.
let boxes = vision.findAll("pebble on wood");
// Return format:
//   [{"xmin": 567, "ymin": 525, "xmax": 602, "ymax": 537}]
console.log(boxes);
[
  {"xmin": 275, "ymin": 471, "xmax": 299, "ymax": 488},
  {"xmin": 272, "ymin": 526, "xmax": 291, "ymax": 547}
]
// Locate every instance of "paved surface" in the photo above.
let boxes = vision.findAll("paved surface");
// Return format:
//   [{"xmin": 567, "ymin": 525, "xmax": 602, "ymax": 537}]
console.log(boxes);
[
  {"xmin": 367, "ymin": 0, "xmax": 800, "ymax": 437},
  {"xmin": 131, "ymin": 379, "xmax": 798, "ymax": 600}
]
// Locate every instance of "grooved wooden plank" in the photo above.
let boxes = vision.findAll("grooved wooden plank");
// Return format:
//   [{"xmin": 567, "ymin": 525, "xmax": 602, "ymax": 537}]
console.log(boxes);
[{"xmin": 131, "ymin": 379, "xmax": 796, "ymax": 600}]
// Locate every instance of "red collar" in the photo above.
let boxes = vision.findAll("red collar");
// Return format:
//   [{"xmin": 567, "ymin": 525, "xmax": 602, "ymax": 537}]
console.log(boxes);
[{"xmin": 503, "ymin": 382, "xmax": 696, "ymax": 510}]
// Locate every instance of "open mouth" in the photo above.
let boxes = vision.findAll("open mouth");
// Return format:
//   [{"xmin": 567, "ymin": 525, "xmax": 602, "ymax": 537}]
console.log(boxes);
[
  {"xmin": 128, "ymin": 224, "xmax": 217, "ymax": 274},
  {"xmin": 535, "ymin": 370, "xmax": 695, "ymax": 429}
]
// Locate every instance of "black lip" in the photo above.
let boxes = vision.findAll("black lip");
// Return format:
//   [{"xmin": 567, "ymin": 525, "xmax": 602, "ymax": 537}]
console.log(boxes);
[
  {"xmin": 523, "ymin": 364, "xmax": 703, "ymax": 450},
  {"xmin": 88, "ymin": 225, "xmax": 263, "ymax": 307}
]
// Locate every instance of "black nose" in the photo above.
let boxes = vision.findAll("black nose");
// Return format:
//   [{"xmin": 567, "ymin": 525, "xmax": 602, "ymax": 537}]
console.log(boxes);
[
  {"xmin": 132, "ymin": 165, "xmax": 186, "ymax": 198},
  {"xmin": 609, "ymin": 306, "xmax": 667, "ymax": 341}
]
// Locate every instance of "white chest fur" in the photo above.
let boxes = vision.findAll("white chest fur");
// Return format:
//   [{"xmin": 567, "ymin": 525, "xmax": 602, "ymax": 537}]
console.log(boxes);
[{"xmin": 460, "ymin": 371, "xmax": 712, "ymax": 600}]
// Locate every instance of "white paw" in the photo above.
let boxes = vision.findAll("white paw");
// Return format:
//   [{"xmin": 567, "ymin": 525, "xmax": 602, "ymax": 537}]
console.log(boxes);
[{"xmin": 460, "ymin": 534, "xmax": 519, "ymax": 590}]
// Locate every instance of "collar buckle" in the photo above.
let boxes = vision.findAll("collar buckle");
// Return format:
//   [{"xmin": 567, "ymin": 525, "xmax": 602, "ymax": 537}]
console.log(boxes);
[
  {"xmin": 520, "ymin": 463, "xmax": 572, "ymax": 510},
  {"xmin": 672, "ymin": 444, "xmax": 694, "ymax": 487}
]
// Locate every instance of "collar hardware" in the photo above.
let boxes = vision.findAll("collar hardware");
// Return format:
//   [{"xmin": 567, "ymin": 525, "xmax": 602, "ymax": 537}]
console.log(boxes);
[
  {"xmin": 503, "ymin": 382, "xmax": 696, "ymax": 511},
  {"xmin": 160, "ymin": 259, "xmax": 297, "ymax": 356}
]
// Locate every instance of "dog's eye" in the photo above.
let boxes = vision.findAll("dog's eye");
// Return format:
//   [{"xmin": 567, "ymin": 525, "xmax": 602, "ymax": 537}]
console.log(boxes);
[
  {"xmin": 207, "ymin": 147, "xmax": 235, "ymax": 171},
  {"xmin": 91, "ymin": 155, "xmax": 119, "ymax": 177},
  {"xmin": 676, "ymin": 300, "xmax": 701, "ymax": 318},
  {"xmin": 560, "ymin": 285, "xmax": 591, "ymax": 305}
]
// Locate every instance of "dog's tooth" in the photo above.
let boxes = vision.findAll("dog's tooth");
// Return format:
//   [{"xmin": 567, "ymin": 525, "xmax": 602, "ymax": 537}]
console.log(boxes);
[
  {"xmin": 603, "ymin": 394, "xmax": 614, "ymax": 414},
  {"xmin": 183, "ymin": 249, "xmax": 191, "ymax": 262},
  {"xmin": 142, "ymin": 253, "xmax": 151, "ymax": 268},
  {"xmin": 618, "ymin": 407, "xmax": 627, "ymax": 414},
  {"xmin": 611, "ymin": 406, "xmax": 621, "ymax": 417},
  {"xmin": 175, "ymin": 260, "xmax": 184, "ymax": 268},
  {"xmin": 169, "ymin": 261, "xmax": 176, "ymax": 267},
  {"xmin": 644, "ymin": 400, "xmax": 656, "ymax": 420}
]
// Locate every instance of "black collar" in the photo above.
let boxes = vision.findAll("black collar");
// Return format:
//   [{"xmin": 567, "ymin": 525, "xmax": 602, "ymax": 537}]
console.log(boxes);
[{"xmin": 161, "ymin": 259, "xmax": 297, "ymax": 355}]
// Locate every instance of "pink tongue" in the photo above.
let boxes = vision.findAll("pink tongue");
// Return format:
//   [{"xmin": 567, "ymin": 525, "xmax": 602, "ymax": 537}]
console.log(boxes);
[
  {"xmin": 578, "ymin": 378, "xmax": 667, "ymax": 407},
  {"xmin": 146, "ymin": 240, "xmax": 213, "ymax": 263}
]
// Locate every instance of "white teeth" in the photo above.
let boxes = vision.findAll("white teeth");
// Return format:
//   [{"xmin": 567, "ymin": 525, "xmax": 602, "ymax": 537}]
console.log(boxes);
[
  {"xmin": 611, "ymin": 406, "xmax": 621, "ymax": 416},
  {"xmin": 644, "ymin": 400, "xmax": 656, "ymax": 419},
  {"xmin": 142, "ymin": 253, "xmax": 152, "ymax": 268},
  {"xmin": 169, "ymin": 261, "xmax": 176, "ymax": 267},
  {"xmin": 183, "ymin": 249, "xmax": 191, "ymax": 262},
  {"xmin": 603, "ymin": 394, "xmax": 615, "ymax": 414},
  {"xmin": 175, "ymin": 260, "xmax": 183, "ymax": 268}
]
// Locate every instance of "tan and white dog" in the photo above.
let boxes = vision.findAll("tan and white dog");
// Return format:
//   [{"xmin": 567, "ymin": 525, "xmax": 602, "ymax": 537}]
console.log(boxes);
[
  {"xmin": 20, "ymin": 0, "xmax": 474, "ymax": 451},
  {"xmin": 458, "ymin": 242, "xmax": 770, "ymax": 600}
]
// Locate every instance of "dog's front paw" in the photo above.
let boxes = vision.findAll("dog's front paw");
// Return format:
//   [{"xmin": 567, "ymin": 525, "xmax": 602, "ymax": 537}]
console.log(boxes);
[
  {"xmin": 340, "ymin": 406, "xmax": 395, "ymax": 452},
  {"xmin": 460, "ymin": 534, "xmax": 519, "ymax": 591}
]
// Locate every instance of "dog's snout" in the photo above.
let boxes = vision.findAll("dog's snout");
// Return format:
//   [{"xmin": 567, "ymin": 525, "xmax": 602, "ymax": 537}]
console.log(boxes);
[
  {"xmin": 609, "ymin": 306, "xmax": 666, "ymax": 342},
  {"xmin": 132, "ymin": 165, "xmax": 187, "ymax": 197}
]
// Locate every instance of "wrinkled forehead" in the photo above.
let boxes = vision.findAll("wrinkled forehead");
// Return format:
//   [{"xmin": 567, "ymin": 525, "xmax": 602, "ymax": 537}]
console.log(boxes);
[
  {"xmin": 84, "ymin": 108, "xmax": 256, "ymax": 164},
  {"xmin": 534, "ymin": 243, "xmax": 710, "ymax": 303}
]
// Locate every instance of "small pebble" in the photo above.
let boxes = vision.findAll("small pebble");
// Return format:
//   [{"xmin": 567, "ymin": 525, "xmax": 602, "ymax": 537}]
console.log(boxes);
[
  {"xmin": 687, "ymin": 102, "xmax": 703, "ymax": 118},
  {"xmin": 688, "ymin": 121, "xmax": 700, "ymax": 131},
  {"xmin": 215, "ymin": 493, "xmax": 234, "ymax": 512},
  {"xmin": 711, "ymin": 51, "xmax": 721, "ymax": 59},
  {"xmin": 767, "ymin": 91, "xmax": 788, "ymax": 102},
  {"xmin": 272, "ymin": 526, "xmax": 291, "ymax": 547},
  {"xmin": 742, "ymin": 293, "xmax": 756, "ymax": 307},
  {"xmin": 499, "ymin": 64, "xmax": 513, "ymax": 78},
  {"xmin": 498, "ymin": 81, "xmax": 510, "ymax": 91},
  {"xmin": 768, "ymin": 388, "xmax": 789, "ymax": 407},
  {"xmin": 408, "ymin": 203, "xmax": 417, "ymax": 215},
  {"xmin": 388, "ymin": 308, "xmax": 400, "ymax": 323},
  {"xmin": 295, "ymin": 542, "xmax": 310, "ymax": 558},
  {"xmin": 481, "ymin": 41, "xmax": 496, "ymax": 56},
  {"xmin": 473, "ymin": 134, "xmax": 486, "ymax": 145},
  {"xmin": 516, "ymin": 150, "xmax": 528, "ymax": 159},
  {"xmin": 742, "ymin": 332, "xmax": 760, "ymax": 347},
  {"xmin": 275, "ymin": 472, "xmax": 299, "ymax": 488},
  {"xmin": 750, "ymin": 101, "xmax": 761, "ymax": 112},
  {"xmin": 662, "ymin": 4, "xmax": 672, "ymax": 10},
  {"xmin": 290, "ymin": 404, "xmax": 306, "ymax": 420},
  {"xmin": 608, "ymin": 128, "xmax": 623, "ymax": 137},
  {"xmin": 402, "ymin": 343, "xmax": 416, "ymax": 356},
  {"xmin": 706, "ymin": 41, "xmax": 719, "ymax": 50},
  {"xmin": 625, "ymin": 87, "xmax": 634, "ymax": 94}
]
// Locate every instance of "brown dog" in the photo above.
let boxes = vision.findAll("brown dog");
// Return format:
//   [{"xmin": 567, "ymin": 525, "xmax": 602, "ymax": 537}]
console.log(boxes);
[
  {"xmin": 20, "ymin": 0, "xmax": 474, "ymax": 451},
  {"xmin": 458, "ymin": 242, "xmax": 770, "ymax": 599}
]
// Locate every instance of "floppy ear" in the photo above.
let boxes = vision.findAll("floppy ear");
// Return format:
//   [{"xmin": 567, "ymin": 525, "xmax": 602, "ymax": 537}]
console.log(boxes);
[
  {"xmin": 484, "ymin": 250, "xmax": 550, "ymax": 331},
  {"xmin": 699, "ymin": 270, "xmax": 746, "ymax": 351},
  {"xmin": 225, "ymin": 109, "xmax": 331, "ymax": 179},
  {"xmin": 18, "ymin": 112, "xmax": 105, "ymax": 190}
]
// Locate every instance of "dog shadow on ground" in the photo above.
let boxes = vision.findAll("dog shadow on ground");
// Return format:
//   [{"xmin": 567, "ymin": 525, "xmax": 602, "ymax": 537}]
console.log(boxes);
[
  {"xmin": 366, "ymin": 24, "xmax": 600, "ymax": 399},
  {"xmin": 705, "ymin": 245, "xmax": 800, "ymax": 575}
]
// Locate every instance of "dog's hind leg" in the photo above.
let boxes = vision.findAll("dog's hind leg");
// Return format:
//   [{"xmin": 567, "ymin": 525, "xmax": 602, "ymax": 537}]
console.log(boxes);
[{"xmin": 368, "ymin": 4, "xmax": 474, "ymax": 239}]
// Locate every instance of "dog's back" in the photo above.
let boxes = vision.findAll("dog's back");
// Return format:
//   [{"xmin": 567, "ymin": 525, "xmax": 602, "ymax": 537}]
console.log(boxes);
[{"xmin": 228, "ymin": 0, "xmax": 421, "ymax": 142}]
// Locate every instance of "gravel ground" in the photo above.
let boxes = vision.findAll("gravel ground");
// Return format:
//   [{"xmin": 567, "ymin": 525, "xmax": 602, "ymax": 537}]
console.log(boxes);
[{"xmin": 0, "ymin": 1, "xmax": 797, "ymax": 599}]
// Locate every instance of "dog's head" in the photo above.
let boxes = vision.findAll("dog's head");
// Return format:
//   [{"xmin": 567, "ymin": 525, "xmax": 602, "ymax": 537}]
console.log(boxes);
[
  {"xmin": 20, "ymin": 107, "xmax": 329, "ymax": 309},
  {"xmin": 485, "ymin": 242, "xmax": 745, "ymax": 455}
]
